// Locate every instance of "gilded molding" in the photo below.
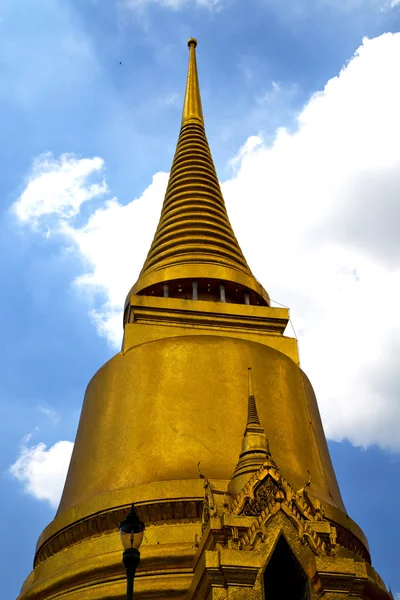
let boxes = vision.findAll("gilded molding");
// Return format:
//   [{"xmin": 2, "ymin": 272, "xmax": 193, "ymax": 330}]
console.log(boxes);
[
  {"xmin": 125, "ymin": 296, "xmax": 288, "ymax": 334},
  {"xmin": 35, "ymin": 500, "xmax": 202, "ymax": 567}
]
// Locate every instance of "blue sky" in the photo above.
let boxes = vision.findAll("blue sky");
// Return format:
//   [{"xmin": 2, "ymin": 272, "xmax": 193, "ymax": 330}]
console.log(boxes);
[{"xmin": 1, "ymin": 0, "xmax": 400, "ymax": 598}]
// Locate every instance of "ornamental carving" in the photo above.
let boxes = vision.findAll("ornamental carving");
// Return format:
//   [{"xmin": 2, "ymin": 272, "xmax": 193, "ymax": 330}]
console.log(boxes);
[
  {"xmin": 242, "ymin": 476, "xmax": 278, "ymax": 517},
  {"xmin": 240, "ymin": 496, "xmax": 325, "ymax": 555},
  {"xmin": 231, "ymin": 455, "xmax": 324, "ymax": 526},
  {"xmin": 229, "ymin": 454, "xmax": 329, "ymax": 555},
  {"xmin": 195, "ymin": 447, "xmax": 369, "ymax": 562},
  {"xmin": 198, "ymin": 462, "xmax": 218, "ymax": 532}
]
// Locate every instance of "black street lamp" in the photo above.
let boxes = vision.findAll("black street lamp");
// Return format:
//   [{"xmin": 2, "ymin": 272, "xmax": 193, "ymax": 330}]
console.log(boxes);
[{"xmin": 119, "ymin": 504, "xmax": 145, "ymax": 600}]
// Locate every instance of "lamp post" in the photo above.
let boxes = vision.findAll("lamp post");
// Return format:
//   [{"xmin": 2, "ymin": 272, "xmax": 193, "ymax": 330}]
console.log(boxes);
[{"xmin": 119, "ymin": 504, "xmax": 145, "ymax": 600}]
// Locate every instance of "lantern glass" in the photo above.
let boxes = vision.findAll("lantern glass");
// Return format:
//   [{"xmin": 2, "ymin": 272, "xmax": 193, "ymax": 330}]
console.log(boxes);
[
  {"xmin": 120, "ymin": 528, "xmax": 144, "ymax": 551},
  {"xmin": 119, "ymin": 503, "xmax": 145, "ymax": 551}
]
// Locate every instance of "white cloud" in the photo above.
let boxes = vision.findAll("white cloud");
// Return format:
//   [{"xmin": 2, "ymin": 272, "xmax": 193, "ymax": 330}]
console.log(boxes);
[
  {"xmin": 60, "ymin": 173, "xmax": 169, "ymax": 346},
  {"xmin": 38, "ymin": 406, "xmax": 59, "ymax": 425},
  {"xmin": 10, "ymin": 151, "xmax": 164, "ymax": 347},
  {"xmin": 267, "ymin": 0, "xmax": 399, "ymax": 15},
  {"xmin": 21, "ymin": 429, "xmax": 39, "ymax": 445},
  {"xmin": 12, "ymin": 152, "xmax": 108, "ymax": 226},
  {"xmin": 119, "ymin": 0, "xmax": 220, "ymax": 10},
  {"xmin": 10, "ymin": 440, "xmax": 74, "ymax": 508},
  {"xmin": 222, "ymin": 33, "xmax": 400, "ymax": 450},
  {"xmin": 13, "ymin": 33, "xmax": 400, "ymax": 452},
  {"xmin": 256, "ymin": 81, "xmax": 283, "ymax": 105}
]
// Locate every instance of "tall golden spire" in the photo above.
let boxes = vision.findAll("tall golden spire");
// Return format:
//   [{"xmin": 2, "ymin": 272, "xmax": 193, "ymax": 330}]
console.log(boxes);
[
  {"xmin": 126, "ymin": 39, "xmax": 269, "ymax": 308},
  {"xmin": 182, "ymin": 38, "xmax": 204, "ymax": 126}
]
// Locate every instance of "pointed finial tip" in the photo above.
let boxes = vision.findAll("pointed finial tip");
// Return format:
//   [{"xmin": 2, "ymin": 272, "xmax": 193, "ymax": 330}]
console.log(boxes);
[{"xmin": 188, "ymin": 38, "xmax": 198, "ymax": 48}]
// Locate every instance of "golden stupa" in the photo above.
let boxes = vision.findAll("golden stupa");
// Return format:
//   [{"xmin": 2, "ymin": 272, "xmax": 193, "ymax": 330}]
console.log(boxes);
[{"xmin": 18, "ymin": 39, "xmax": 391, "ymax": 600}]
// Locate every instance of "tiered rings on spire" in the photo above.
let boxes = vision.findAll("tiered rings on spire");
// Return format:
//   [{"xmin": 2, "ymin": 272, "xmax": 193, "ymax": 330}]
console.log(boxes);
[
  {"xmin": 247, "ymin": 367, "xmax": 262, "ymax": 427},
  {"xmin": 125, "ymin": 39, "xmax": 269, "ymax": 308},
  {"xmin": 141, "ymin": 121, "xmax": 249, "ymax": 275}
]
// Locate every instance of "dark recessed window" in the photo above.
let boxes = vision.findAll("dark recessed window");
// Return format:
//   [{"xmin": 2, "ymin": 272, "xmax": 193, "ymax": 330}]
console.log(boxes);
[{"xmin": 263, "ymin": 536, "xmax": 309, "ymax": 600}]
